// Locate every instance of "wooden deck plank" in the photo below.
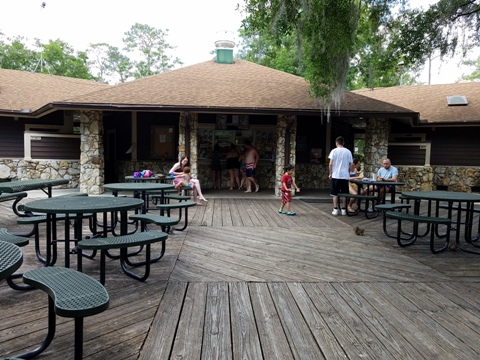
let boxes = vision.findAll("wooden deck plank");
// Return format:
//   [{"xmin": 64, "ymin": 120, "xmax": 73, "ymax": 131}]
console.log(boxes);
[
  {"xmin": 366, "ymin": 282, "xmax": 475, "ymax": 359},
  {"xmin": 170, "ymin": 282, "xmax": 207, "ymax": 360},
  {"xmin": 202, "ymin": 282, "xmax": 232, "ymax": 360},
  {"xmin": 248, "ymin": 282, "xmax": 294, "ymax": 360},
  {"xmin": 331, "ymin": 282, "xmax": 424, "ymax": 359},
  {"xmin": 286, "ymin": 283, "xmax": 348, "ymax": 359},
  {"xmin": 229, "ymin": 282, "xmax": 263, "ymax": 360},
  {"xmin": 138, "ymin": 282, "xmax": 187, "ymax": 360},
  {"xmin": 269, "ymin": 282, "xmax": 325, "ymax": 359}
]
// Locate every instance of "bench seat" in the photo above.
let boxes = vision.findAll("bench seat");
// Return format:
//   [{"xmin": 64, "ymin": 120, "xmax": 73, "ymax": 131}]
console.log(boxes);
[
  {"xmin": 17, "ymin": 267, "xmax": 109, "ymax": 360},
  {"xmin": 0, "ymin": 191, "xmax": 28, "ymax": 202},
  {"xmin": 78, "ymin": 231, "xmax": 168, "ymax": 284},
  {"xmin": 337, "ymin": 193, "xmax": 378, "ymax": 218},
  {"xmin": 0, "ymin": 191, "xmax": 28, "ymax": 217},
  {"xmin": 129, "ymin": 214, "xmax": 179, "ymax": 232},
  {"xmin": 164, "ymin": 194, "xmax": 191, "ymax": 201},
  {"xmin": 156, "ymin": 201, "xmax": 197, "ymax": 231},
  {"xmin": 375, "ymin": 204, "xmax": 412, "ymax": 239},
  {"xmin": 385, "ymin": 211, "xmax": 451, "ymax": 253}
]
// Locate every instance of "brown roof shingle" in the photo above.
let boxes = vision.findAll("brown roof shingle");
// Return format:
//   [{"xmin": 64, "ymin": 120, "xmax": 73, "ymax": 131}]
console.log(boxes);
[
  {"xmin": 0, "ymin": 68, "xmax": 109, "ymax": 115},
  {"xmin": 353, "ymin": 82, "xmax": 480, "ymax": 124},
  {"xmin": 60, "ymin": 59, "xmax": 417, "ymax": 116}
]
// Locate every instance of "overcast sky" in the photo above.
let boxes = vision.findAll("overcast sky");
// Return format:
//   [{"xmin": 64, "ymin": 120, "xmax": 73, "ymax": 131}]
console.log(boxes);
[
  {"xmin": 0, "ymin": 0, "xmax": 477, "ymax": 84},
  {"xmin": 0, "ymin": 0, "xmax": 245, "ymax": 66}
]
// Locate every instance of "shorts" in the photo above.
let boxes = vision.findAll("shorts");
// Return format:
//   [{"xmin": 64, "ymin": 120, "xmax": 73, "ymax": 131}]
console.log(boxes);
[
  {"xmin": 330, "ymin": 178, "xmax": 349, "ymax": 196},
  {"xmin": 281, "ymin": 190, "xmax": 291, "ymax": 203},
  {"xmin": 246, "ymin": 163, "xmax": 255, "ymax": 178}
]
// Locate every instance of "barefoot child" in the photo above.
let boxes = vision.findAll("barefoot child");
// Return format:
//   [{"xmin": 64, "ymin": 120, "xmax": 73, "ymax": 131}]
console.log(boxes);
[
  {"xmin": 174, "ymin": 166, "xmax": 191, "ymax": 194},
  {"xmin": 278, "ymin": 164, "xmax": 300, "ymax": 215}
]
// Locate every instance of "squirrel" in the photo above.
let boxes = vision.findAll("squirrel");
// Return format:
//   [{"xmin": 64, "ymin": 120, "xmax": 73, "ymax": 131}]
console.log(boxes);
[{"xmin": 354, "ymin": 226, "xmax": 365, "ymax": 236}]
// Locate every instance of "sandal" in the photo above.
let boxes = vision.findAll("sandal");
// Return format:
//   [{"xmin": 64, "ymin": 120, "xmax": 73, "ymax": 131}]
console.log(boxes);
[{"xmin": 287, "ymin": 212, "xmax": 296, "ymax": 216}]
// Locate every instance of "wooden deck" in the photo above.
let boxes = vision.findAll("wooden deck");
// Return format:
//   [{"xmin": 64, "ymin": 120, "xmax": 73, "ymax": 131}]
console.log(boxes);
[{"xmin": 2, "ymin": 191, "xmax": 480, "ymax": 359}]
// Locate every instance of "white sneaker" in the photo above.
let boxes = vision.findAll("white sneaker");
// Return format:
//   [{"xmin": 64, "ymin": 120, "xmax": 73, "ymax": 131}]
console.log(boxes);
[
  {"xmin": 332, "ymin": 208, "xmax": 339, "ymax": 215},
  {"xmin": 367, "ymin": 207, "xmax": 374, "ymax": 212},
  {"xmin": 341, "ymin": 209, "xmax": 347, "ymax": 216}
]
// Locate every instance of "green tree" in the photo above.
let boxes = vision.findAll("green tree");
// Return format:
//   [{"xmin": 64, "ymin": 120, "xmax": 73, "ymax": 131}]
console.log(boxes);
[
  {"xmin": 123, "ymin": 23, "xmax": 182, "ymax": 78},
  {"xmin": 35, "ymin": 39, "xmax": 94, "ymax": 79},
  {"xmin": 0, "ymin": 35, "xmax": 37, "ymax": 71},
  {"xmin": 87, "ymin": 43, "xmax": 133, "ymax": 83},
  {"xmin": 460, "ymin": 56, "xmax": 480, "ymax": 81},
  {"xmin": 241, "ymin": 0, "xmax": 480, "ymax": 106},
  {"xmin": 237, "ymin": 28, "xmax": 304, "ymax": 76}
]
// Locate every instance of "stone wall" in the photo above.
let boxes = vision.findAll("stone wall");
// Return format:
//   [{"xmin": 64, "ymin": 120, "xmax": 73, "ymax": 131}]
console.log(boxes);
[
  {"xmin": 0, "ymin": 159, "xmax": 79, "ymax": 187},
  {"xmin": 398, "ymin": 166, "xmax": 480, "ymax": 192}
]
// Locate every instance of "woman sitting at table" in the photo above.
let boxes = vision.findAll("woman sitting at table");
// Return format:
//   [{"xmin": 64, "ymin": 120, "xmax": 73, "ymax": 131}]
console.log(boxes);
[
  {"xmin": 348, "ymin": 158, "xmax": 364, "ymax": 212},
  {"xmin": 169, "ymin": 155, "xmax": 208, "ymax": 204}
]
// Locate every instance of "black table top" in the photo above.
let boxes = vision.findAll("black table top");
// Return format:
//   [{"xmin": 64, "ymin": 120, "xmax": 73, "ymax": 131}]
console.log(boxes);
[
  {"xmin": 0, "ymin": 179, "xmax": 69, "ymax": 193},
  {"xmin": 351, "ymin": 179, "xmax": 405, "ymax": 186},
  {"xmin": 0, "ymin": 241, "xmax": 23, "ymax": 280},
  {"xmin": 104, "ymin": 182, "xmax": 174, "ymax": 192},
  {"xmin": 24, "ymin": 196, "xmax": 144, "ymax": 214},
  {"xmin": 402, "ymin": 191, "xmax": 480, "ymax": 202}
]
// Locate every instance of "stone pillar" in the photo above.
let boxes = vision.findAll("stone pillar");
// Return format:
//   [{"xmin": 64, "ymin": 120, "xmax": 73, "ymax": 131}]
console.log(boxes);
[
  {"xmin": 79, "ymin": 110, "xmax": 104, "ymax": 195},
  {"xmin": 188, "ymin": 112, "xmax": 199, "ymax": 178},
  {"xmin": 178, "ymin": 112, "xmax": 187, "ymax": 160},
  {"xmin": 275, "ymin": 115, "xmax": 297, "ymax": 196},
  {"xmin": 364, "ymin": 117, "xmax": 389, "ymax": 178}
]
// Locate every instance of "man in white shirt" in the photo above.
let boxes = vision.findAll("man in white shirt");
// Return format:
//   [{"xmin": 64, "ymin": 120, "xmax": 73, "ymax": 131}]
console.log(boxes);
[{"xmin": 328, "ymin": 136, "xmax": 353, "ymax": 216}]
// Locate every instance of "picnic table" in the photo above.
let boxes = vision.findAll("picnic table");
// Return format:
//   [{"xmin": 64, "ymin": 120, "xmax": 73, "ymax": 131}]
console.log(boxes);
[
  {"xmin": 0, "ymin": 178, "xmax": 69, "ymax": 197},
  {"xmin": 0, "ymin": 240, "xmax": 23, "ymax": 281},
  {"xmin": 401, "ymin": 191, "xmax": 480, "ymax": 254},
  {"xmin": 104, "ymin": 182, "xmax": 174, "ymax": 213},
  {"xmin": 0, "ymin": 179, "xmax": 69, "ymax": 216},
  {"xmin": 23, "ymin": 196, "xmax": 144, "ymax": 268}
]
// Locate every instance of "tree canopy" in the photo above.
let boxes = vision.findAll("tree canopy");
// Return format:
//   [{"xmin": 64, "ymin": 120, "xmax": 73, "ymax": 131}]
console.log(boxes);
[
  {"xmin": 240, "ymin": 0, "xmax": 480, "ymax": 110},
  {"xmin": 0, "ymin": 23, "xmax": 181, "ymax": 83}
]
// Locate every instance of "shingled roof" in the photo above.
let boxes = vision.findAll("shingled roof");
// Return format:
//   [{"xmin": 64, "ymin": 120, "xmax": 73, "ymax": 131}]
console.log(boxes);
[
  {"xmin": 57, "ymin": 59, "xmax": 416, "ymax": 117},
  {"xmin": 0, "ymin": 68, "xmax": 110, "ymax": 116},
  {"xmin": 1, "ymin": 60, "xmax": 417, "ymax": 119},
  {"xmin": 353, "ymin": 82, "xmax": 480, "ymax": 124}
]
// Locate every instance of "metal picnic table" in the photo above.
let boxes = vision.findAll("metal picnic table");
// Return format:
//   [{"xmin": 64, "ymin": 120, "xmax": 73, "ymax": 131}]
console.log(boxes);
[
  {"xmin": 0, "ymin": 178, "xmax": 69, "ymax": 197},
  {"xmin": 23, "ymin": 196, "xmax": 144, "ymax": 268}
]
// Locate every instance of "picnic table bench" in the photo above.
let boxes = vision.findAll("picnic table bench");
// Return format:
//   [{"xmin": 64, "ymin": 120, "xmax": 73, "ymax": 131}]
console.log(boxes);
[
  {"xmin": 0, "ymin": 240, "xmax": 23, "ymax": 282},
  {"xmin": 375, "ymin": 203, "xmax": 412, "ymax": 239},
  {"xmin": 129, "ymin": 213, "xmax": 180, "ymax": 233},
  {"xmin": 385, "ymin": 211, "xmax": 451, "ymax": 253},
  {"xmin": 18, "ymin": 267, "xmax": 109, "ymax": 360},
  {"xmin": 337, "ymin": 193, "xmax": 378, "ymax": 218},
  {"xmin": 0, "ymin": 229, "xmax": 32, "ymax": 290},
  {"xmin": 0, "ymin": 191, "xmax": 28, "ymax": 216},
  {"xmin": 78, "ymin": 231, "xmax": 169, "ymax": 284},
  {"xmin": 156, "ymin": 201, "xmax": 197, "ymax": 231}
]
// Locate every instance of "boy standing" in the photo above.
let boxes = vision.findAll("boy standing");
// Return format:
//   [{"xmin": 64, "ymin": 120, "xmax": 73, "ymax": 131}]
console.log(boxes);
[
  {"xmin": 328, "ymin": 136, "xmax": 353, "ymax": 215},
  {"xmin": 279, "ymin": 164, "xmax": 300, "ymax": 215}
]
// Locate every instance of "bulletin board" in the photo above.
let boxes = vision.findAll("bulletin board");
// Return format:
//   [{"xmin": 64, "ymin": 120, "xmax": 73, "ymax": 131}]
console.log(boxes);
[{"xmin": 151, "ymin": 125, "xmax": 176, "ymax": 159}]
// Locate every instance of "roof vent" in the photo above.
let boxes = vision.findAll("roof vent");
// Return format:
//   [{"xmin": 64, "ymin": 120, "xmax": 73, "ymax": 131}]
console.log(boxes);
[
  {"xmin": 447, "ymin": 95, "xmax": 468, "ymax": 106},
  {"xmin": 215, "ymin": 30, "xmax": 235, "ymax": 64}
]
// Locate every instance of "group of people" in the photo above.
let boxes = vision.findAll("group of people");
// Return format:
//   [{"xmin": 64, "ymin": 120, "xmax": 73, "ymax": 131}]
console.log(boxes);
[
  {"xmin": 170, "ymin": 136, "xmax": 398, "ymax": 213},
  {"xmin": 211, "ymin": 140, "xmax": 260, "ymax": 193},
  {"xmin": 169, "ymin": 140, "xmax": 262, "ymax": 205},
  {"xmin": 328, "ymin": 136, "xmax": 398, "ymax": 215}
]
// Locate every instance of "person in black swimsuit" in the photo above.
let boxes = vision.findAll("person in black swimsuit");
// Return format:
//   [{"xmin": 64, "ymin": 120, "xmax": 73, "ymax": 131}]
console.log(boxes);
[{"xmin": 225, "ymin": 143, "xmax": 240, "ymax": 190}]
